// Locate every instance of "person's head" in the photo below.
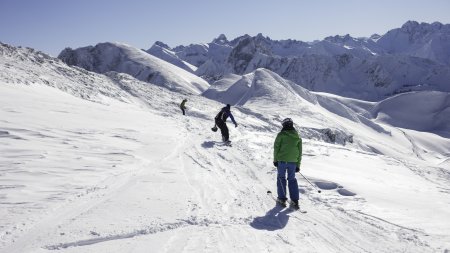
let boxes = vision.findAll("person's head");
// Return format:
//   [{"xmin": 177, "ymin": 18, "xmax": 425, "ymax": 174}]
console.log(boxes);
[
  {"xmin": 226, "ymin": 104, "xmax": 231, "ymax": 109},
  {"xmin": 184, "ymin": 99, "xmax": 187, "ymax": 102},
  {"xmin": 281, "ymin": 118, "xmax": 294, "ymax": 128}
]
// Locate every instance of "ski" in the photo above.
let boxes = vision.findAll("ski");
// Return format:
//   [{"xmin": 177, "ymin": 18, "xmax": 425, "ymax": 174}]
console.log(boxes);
[{"xmin": 266, "ymin": 190, "xmax": 307, "ymax": 213}]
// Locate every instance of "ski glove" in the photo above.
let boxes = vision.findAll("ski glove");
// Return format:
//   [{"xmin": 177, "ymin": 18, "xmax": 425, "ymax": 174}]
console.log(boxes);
[
  {"xmin": 273, "ymin": 161, "xmax": 278, "ymax": 167},
  {"xmin": 295, "ymin": 167, "xmax": 300, "ymax": 173},
  {"xmin": 234, "ymin": 123, "xmax": 238, "ymax": 127}
]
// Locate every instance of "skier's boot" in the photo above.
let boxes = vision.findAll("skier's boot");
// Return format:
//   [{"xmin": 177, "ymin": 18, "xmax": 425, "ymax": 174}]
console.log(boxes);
[
  {"xmin": 290, "ymin": 200, "xmax": 299, "ymax": 210},
  {"xmin": 277, "ymin": 198, "xmax": 287, "ymax": 207}
]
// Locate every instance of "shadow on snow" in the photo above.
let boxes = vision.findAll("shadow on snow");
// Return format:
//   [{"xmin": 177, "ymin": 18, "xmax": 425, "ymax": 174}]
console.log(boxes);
[{"xmin": 249, "ymin": 205, "xmax": 294, "ymax": 231}]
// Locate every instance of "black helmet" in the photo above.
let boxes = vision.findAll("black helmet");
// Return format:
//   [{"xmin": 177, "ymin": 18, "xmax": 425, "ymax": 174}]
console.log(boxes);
[
  {"xmin": 282, "ymin": 118, "xmax": 293, "ymax": 127},
  {"xmin": 226, "ymin": 104, "xmax": 231, "ymax": 108}
]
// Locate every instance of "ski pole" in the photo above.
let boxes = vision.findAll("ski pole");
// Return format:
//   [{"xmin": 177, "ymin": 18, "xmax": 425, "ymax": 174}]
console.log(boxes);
[{"xmin": 299, "ymin": 172, "xmax": 321, "ymax": 193}]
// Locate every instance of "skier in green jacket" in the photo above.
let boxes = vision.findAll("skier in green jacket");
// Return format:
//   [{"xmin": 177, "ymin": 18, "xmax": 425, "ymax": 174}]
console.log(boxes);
[
  {"xmin": 180, "ymin": 99, "xmax": 187, "ymax": 115},
  {"xmin": 273, "ymin": 118, "xmax": 302, "ymax": 209}
]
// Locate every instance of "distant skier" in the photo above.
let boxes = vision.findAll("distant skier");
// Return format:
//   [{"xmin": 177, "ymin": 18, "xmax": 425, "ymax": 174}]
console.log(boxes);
[
  {"xmin": 214, "ymin": 104, "xmax": 238, "ymax": 143},
  {"xmin": 273, "ymin": 118, "xmax": 302, "ymax": 209},
  {"xmin": 180, "ymin": 99, "xmax": 187, "ymax": 115}
]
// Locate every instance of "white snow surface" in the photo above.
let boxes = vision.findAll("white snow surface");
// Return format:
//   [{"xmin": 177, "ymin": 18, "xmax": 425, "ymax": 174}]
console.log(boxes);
[{"xmin": 1, "ymin": 43, "xmax": 450, "ymax": 253}]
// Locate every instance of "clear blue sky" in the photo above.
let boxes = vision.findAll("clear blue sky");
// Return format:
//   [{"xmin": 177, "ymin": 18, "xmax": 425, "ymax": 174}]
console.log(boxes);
[{"xmin": 1, "ymin": 0, "xmax": 449, "ymax": 56}]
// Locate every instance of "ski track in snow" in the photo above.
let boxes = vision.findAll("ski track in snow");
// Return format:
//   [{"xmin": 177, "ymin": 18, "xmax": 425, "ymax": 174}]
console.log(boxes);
[{"xmin": 38, "ymin": 121, "xmax": 440, "ymax": 252}]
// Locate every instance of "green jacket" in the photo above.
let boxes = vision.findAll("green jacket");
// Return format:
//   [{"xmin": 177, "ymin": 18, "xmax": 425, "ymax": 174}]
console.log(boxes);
[
  {"xmin": 274, "ymin": 129, "xmax": 302, "ymax": 167},
  {"xmin": 180, "ymin": 100, "xmax": 187, "ymax": 109}
]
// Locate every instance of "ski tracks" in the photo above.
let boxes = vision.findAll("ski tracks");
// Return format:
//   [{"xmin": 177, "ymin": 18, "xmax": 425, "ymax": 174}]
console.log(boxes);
[
  {"xmin": 156, "ymin": 117, "xmax": 272, "ymax": 252},
  {"xmin": 4, "ymin": 109, "xmax": 444, "ymax": 252},
  {"xmin": 1, "ymin": 114, "xmax": 191, "ymax": 252}
]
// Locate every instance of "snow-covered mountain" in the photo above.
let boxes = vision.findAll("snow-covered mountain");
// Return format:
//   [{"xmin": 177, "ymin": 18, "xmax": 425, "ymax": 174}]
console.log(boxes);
[
  {"xmin": 58, "ymin": 42, "xmax": 209, "ymax": 95},
  {"xmin": 171, "ymin": 34, "xmax": 236, "ymax": 67},
  {"xmin": 225, "ymin": 45, "xmax": 450, "ymax": 100},
  {"xmin": 146, "ymin": 21, "xmax": 450, "ymax": 101},
  {"xmin": 0, "ymin": 42, "xmax": 132, "ymax": 104},
  {"xmin": 203, "ymin": 67, "xmax": 450, "ymax": 137},
  {"xmin": 202, "ymin": 68, "xmax": 317, "ymax": 108},
  {"xmin": 146, "ymin": 41, "xmax": 198, "ymax": 73},
  {"xmin": 377, "ymin": 21, "xmax": 450, "ymax": 65},
  {"xmin": 2, "ymin": 36, "xmax": 450, "ymax": 253},
  {"xmin": 54, "ymin": 21, "xmax": 450, "ymax": 101},
  {"xmin": 146, "ymin": 34, "xmax": 235, "ymax": 83}
]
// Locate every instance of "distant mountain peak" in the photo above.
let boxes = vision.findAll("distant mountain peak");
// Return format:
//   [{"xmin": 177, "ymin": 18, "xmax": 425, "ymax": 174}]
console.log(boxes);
[
  {"xmin": 370, "ymin": 34, "xmax": 381, "ymax": 41},
  {"xmin": 324, "ymin": 34, "xmax": 354, "ymax": 43},
  {"xmin": 401, "ymin": 20, "xmax": 420, "ymax": 31},
  {"xmin": 431, "ymin": 21, "xmax": 444, "ymax": 29},
  {"xmin": 400, "ymin": 20, "xmax": 446, "ymax": 33},
  {"xmin": 154, "ymin": 41, "xmax": 171, "ymax": 49},
  {"xmin": 212, "ymin": 34, "xmax": 228, "ymax": 44},
  {"xmin": 255, "ymin": 33, "xmax": 271, "ymax": 42}
]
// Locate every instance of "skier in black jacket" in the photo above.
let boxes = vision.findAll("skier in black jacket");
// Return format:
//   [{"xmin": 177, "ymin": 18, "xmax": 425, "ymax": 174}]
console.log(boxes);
[{"xmin": 214, "ymin": 104, "xmax": 237, "ymax": 143}]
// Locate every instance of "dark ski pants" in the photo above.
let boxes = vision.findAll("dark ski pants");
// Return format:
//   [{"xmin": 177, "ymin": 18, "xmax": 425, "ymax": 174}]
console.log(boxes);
[
  {"xmin": 181, "ymin": 108, "xmax": 185, "ymax": 115},
  {"xmin": 276, "ymin": 161, "xmax": 299, "ymax": 201},
  {"xmin": 215, "ymin": 119, "xmax": 229, "ymax": 142}
]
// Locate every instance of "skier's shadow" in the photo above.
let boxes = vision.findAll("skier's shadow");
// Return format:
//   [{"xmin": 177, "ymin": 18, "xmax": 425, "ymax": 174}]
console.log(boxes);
[
  {"xmin": 250, "ymin": 205, "xmax": 293, "ymax": 231},
  {"xmin": 201, "ymin": 141, "xmax": 217, "ymax": 148},
  {"xmin": 201, "ymin": 141, "xmax": 227, "ymax": 148}
]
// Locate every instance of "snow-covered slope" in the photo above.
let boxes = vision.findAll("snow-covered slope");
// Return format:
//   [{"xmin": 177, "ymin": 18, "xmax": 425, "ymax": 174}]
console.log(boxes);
[
  {"xmin": 372, "ymin": 91, "xmax": 450, "ymax": 135},
  {"xmin": 146, "ymin": 41, "xmax": 197, "ymax": 73},
  {"xmin": 146, "ymin": 35, "xmax": 234, "ymax": 83},
  {"xmin": 2, "ymin": 42, "xmax": 450, "ymax": 252},
  {"xmin": 203, "ymin": 68, "xmax": 317, "ymax": 108},
  {"xmin": 314, "ymin": 90, "xmax": 450, "ymax": 137},
  {"xmin": 58, "ymin": 42, "xmax": 209, "ymax": 94},
  {"xmin": 0, "ymin": 42, "xmax": 132, "ymax": 104},
  {"xmin": 202, "ymin": 67, "xmax": 450, "ymax": 167}
]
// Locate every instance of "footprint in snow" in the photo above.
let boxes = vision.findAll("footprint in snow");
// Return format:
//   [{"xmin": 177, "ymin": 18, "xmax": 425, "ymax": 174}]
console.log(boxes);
[
  {"xmin": 313, "ymin": 180, "xmax": 357, "ymax": 196},
  {"xmin": 337, "ymin": 188, "xmax": 356, "ymax": 196},
  {"xmin": 315, "ymin": 181, "xmax": 339, "ymax": 190}
]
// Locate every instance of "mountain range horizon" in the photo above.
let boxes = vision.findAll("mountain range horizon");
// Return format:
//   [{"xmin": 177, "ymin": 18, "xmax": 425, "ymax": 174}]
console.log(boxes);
[{"xmin": 53, "ymin": 20, "xmax": 450, "ymax": 102}]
